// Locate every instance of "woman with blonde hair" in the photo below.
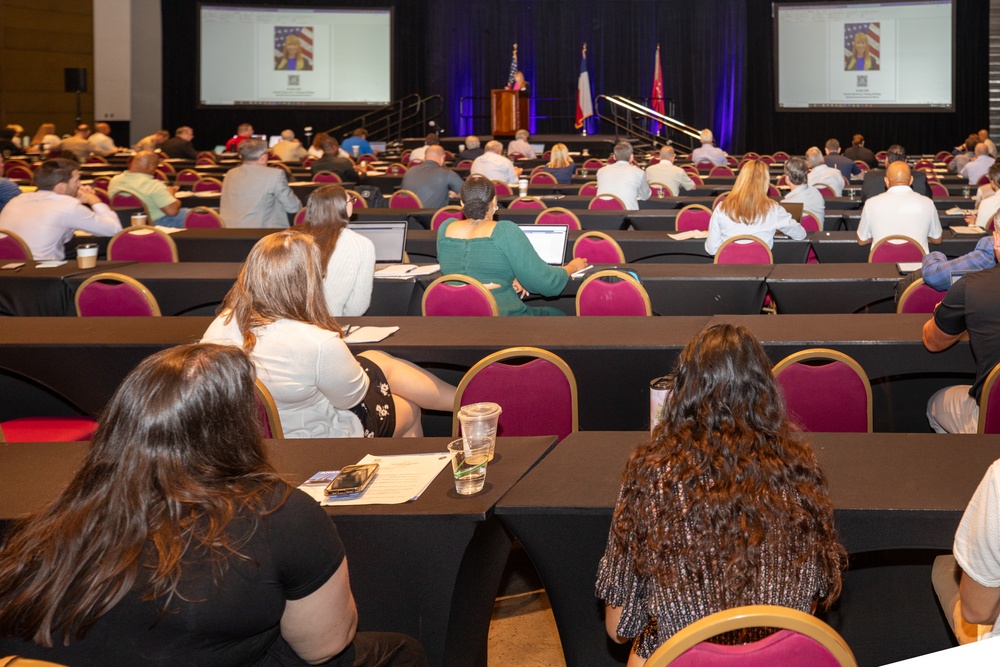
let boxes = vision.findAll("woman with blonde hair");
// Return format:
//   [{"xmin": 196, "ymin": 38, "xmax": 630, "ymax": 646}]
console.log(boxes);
[
  {"xmin": 303, "ymin": 184, "xmax": 375, "ymax": 316},
  {"xmin": 203, "ymin": 229, "xmax": 455, "ymax": 438},
  {"xmin": 705, "ymin": 160, "xmax": 806, "ymax": 255},
  {"xmin": 29, "ymin": 123, "xmax": 60, "ymax": 153},
  {"xmin": 275, "ymin": 34, "xmax": 312, "ymax": 70},
  {"xmin": 541, "ymin": 143, "xmax": 576, "ymax": 184},
  {"xmin": 597, "ymin": 324, "xmax": 846, "ymax": 664}
]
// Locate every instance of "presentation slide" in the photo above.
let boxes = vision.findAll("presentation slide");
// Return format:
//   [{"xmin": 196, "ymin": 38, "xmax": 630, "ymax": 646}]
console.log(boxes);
[
  {"xmin": 774, "ymin": 0, "xmax": 953, "ymax": 111},
  {"xmin": 199, "ymin": 5, "xmax": 392, "ymax": 107}
]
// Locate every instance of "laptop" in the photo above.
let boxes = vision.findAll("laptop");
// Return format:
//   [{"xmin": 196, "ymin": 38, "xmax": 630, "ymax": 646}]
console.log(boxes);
[
  {"xmin": 518, "ymin": 224, "xmax": 569, "ymax": 265},
  {"xmin": 778, "ymin": 201, "xmax": 803, "ymax": 221},
  {"xmin": 348, "ymin": 221, "xmax": 408, "ymax": 267},
  {"xmin": 529, "ymin": 143, "xmax": 545, "ymax": 155},
  {"xmin": 268, "ymin": 135, "xmax": 282, "ymax": 148},
  {"xmin": 369, "ymin": 141, "xmax": 387, "ymax": 153}
]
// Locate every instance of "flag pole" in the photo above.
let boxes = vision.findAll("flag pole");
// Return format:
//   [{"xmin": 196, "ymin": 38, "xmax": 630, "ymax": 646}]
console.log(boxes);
[{"xmin": 581, "ymin": 43, "xmax": 588, "ymax": 137}]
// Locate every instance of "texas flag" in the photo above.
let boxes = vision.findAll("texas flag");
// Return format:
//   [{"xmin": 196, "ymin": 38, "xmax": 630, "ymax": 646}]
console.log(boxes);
[{"xmin": 575, "ymin": 46, "xmax": 593, "ymax": 129}]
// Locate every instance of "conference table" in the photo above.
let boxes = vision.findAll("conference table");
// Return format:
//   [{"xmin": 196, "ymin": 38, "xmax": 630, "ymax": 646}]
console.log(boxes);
[
  {"xmin": 0, "ymin": 314, "xmax": 974, "ymax": 433},
  {"xmin": 0, "ymin": 435, "xmax": 557, "ymax": 667},
  {"xmin": 0, "ymin": 260, "xmax": 136, "ymax": 317},
  {"xmin": 496, "ymin": 430, "xmax": 999, "ymax": 666}
]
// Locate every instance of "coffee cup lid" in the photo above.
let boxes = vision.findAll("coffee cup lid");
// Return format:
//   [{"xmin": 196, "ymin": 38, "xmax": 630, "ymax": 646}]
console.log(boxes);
[
  {"xmin": 458, "ymin": 402, "xmax": 502, "ymax": 420},
  {"xmin": 77, "ymin": 243, "xmax": 98, "ymax": 249}
]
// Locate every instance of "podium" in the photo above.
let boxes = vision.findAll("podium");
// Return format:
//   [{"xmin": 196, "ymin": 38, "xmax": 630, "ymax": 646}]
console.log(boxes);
[{"xmin": 491, "ymin": 89, "xmax": 529, "ymax": 137}]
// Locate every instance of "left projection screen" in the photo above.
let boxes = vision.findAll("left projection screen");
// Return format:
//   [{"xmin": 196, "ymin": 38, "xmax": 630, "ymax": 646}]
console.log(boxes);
[{"xmin": 198, "ymin": 5, "xmax": 392, "ymax": 107}]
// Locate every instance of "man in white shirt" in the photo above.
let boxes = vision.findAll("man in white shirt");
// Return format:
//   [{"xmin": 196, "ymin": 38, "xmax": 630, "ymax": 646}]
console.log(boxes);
[
  {"xmin": 271, "ymin": 129, "xmax": 307, "ymax": 163},
  {"xmin": 690, "ymin": 129, "xmax": 727, "ymax": 166},
  {"xmin": 470, "ymin": 141, "xmax": 520, "ymax": 184},
  {"xmin": 596, "ymin": 142, "xmax": 651, "ymax": 210},
  {"xmin": 979, "ymin": 129, "xmax": 997, "ymax": 157},
  {"xmin": 857, "ymin": 162, "xmax": 942, "ymax": 253},
  {"xmin": 968, "ymin": 163, "xmax": 1000, "ymax": 229},
  {"xmin": 961, "ymin": 143, "xmax": 994, "ymax": 187},
  {"xmin": 781, "ymin": 156, "xmax": 825, "ymax": 227},
  {"xmin": 805, "ymin": 146, "xmax": 844, "ymax": 196},
  {"xmin": 87, "ymin": 122, "xmax": 119, "ymax": 157},
  {"xmin": 408, "ymin": 133, "xmax": 439, "ymax": 163},
  {"xmin": 644, "ymin": 146, "xmax": 694, "ymax": 196},
  {"xmin": 0, "ymin": 158, "xmax": 121, "ymax": 260},
  {"xmin": 506, "ymin": 129, "xmax": 536, "ymax": 159}
]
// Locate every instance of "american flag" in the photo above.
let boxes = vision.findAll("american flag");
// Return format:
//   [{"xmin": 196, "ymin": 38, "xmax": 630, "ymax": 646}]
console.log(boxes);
[
  {"xmin": 275, "ymin": 26, "xmax": 314, "ymax": 65},
  {"xmin": 506, "ymin": 44, "xmax": 518, "ymax": 87},
  {"xmin": 844, "ymin": 22, "xmax": 880, "ymax": 69}
]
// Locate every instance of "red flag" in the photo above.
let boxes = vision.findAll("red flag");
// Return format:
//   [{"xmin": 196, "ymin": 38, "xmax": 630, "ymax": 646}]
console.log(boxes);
[{"xmin": 651, "ymin": 44, "xmax": 665, "ymax": 135}]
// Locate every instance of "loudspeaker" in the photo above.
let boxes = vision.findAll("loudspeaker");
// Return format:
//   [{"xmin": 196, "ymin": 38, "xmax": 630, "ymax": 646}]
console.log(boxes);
[{"xmin": 64, "ymin": 68, "xmax": 87, "ymax": 93}]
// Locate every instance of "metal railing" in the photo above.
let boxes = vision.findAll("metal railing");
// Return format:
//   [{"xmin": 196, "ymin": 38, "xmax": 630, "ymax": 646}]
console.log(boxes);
[
  {"xmin": 595, "ymin": 95, "xmax": 701, "ymax": 152},
  {"xmin": 324, "ymin": 94, "xmax": 444, "ymax": 143}
]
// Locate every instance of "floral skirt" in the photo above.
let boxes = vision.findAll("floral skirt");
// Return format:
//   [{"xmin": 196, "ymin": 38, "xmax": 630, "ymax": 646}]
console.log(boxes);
[{"xmin": 349, "ymin": 359, "xmax": 396, "ymax": 438}]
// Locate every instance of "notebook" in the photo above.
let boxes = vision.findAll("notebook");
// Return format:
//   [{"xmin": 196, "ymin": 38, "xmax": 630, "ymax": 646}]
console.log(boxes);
[
  {"xmin": 348, "ymin": 221, "xmax": 408, "ymax": 266},
  {"xmin": 518, "ymin": 224, "xmax": 569, "ymax": 265}
]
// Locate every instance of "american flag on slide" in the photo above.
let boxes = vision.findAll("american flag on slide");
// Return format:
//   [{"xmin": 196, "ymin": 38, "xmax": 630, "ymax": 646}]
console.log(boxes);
[
  {"xmin": 843, "ymin": 22, "xmax": 880, "ymax": 68},
  {"xmin": 274, "ymin": 26, "xmax": 314, "ymax": 65}
]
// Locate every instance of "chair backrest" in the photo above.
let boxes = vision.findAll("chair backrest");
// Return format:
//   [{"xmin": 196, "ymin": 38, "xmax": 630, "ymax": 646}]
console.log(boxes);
[
  {"xmin": 85, "ymin": 155, "xmax": 109, "ymax": 165},
  {"xmin": 868, "ymin": 235, "xmax": 924, "ymax": 263},
  {"xmin": 714, "ymin": 235, "xmax": 773, "ymax": 264},
  {"xmin": 772, "ymin": 151, "xmax": 790, "ymax": 162},
  {"xmin": 176, "ymin": 168, "xmax": 201, "ymax": 184},
  {"xmin": 759, "ymin": 155, "xmax": 776, "ymax": 165},
  {"xmin": 183, "ymin": 206, "xmax": 225, "ymax": 228},
  {"xmin": 4, "ymin": 165, "xmax": 33, "ymax": 183},
  {"xmin": 107, "ymin": 226, "xmax": 179, "ymax": 263},
  {"xmin": 358, "ymin": 153, "xmax": 377, "ymax": 164},
  {"xmin": 109, "ymin": 190, "xmax": 145, "ymax": 211},
  {"xmin": 74, "ymin": 272, "xmax": 162, "ymax": 316},
  {"xmin": 579, "ymin": 181, "xmax": 599, "ymax": 196},
  {"xmin": 456, "ymin": 159, "xmax": 473, "ymax": 168},
  {"xmin": 572, "ymin": 231, "xmax": 625, "ymax": 263},
  {"xmin": 800, "ymin": 210, "xmax": 821, "ymax": 232},
  {"xmin": 695, "ymin": 160, "xmax": 714, "ymax": 172},
  {"xmin": 766, "ymin": 184, "xmax": 780, "ymax": 198},
  {"xmin": 193, "ymin": 177, "xmax": 223, "ymax": 192},
  {"xmin": 935, "ymin": 150, "xmax": 952, "ymax": 161},
  {"xmin": 773, "ymin": 349, "xmax": 872, "ymax": 432},
  {"xmin": 648, "ymin": 182, "xmax": 675, "ymax": 198},
  {"xmin": 913, "ymin": 160, "xmax": 934, "ymax": 170},
  {"xmin": 492, "ymin": 181, "xmax": 514, "ymax": 196},
  {"xmin": 709, "ymin": 165, "xmax": 734, "ymax": 176},
  {"xmin": 853, "ymin": 160, "xmax": 870, "ymax": 172},
  {"xmin": 978, "ymin": 362, "xmax": 1000, "ymax": 433},
  {"xmin": 293, "ymin": 209, "xmax": 308, "ymax": 226},
  {"xmin": 529, "ymin": 171, "xmax": 558, "ymax": 185},
  {"xmin": 896, "ymin": 278, "xmax": 946, "ymax": 314},
  {"xmin": 268, "ymin": 162, "xmax": 292, "ymax": 177},
  {"xmin": 508, "ymin": 152, "xmax": 525, "ymax": 159},
  {"xmin": 978, "ymin": 175, "xmax": 991, "ymax": 186},
  {"xmin": 0, "ymin": 229, "xmax": 32, "ymax": 260},
  {"xmin": 712, "ymin": 192, "xmax": 731, "ymax": 209},
  {"xmin": 583, "ymin": 158, "xmax": 604, "ymax": 170},
  {"xmin": 453, "ymin": 347, "xmax": 578, "ymax": 440},
  {"xmin": 386, "ymin": 162, "xmax": 408, "ymax": 176},
  {"xmin": 388, "ymin": 189, "xmax": 423, "ymax": 208},
  {"xmin": 588, "ymin": 194, "xmax": 626, "ymax": 210},
  {"xmin": 313, "ymin": 170, "xmax": 342, "ymax": 183},
  {"xmin": 431, "ymin": 206, "xmax": 465, "ymax": 230},
  {"xmin": 422, "ymin": 274, "xmax": 499, "ymax": 316},
  {"xmin": 345, "ymin": 189, "xmax": 368, "ymax": 208},
  {"xmin": 675, "ymin": 204, "xmax": 713, "ymax": 232},
  {"xmin": 196, "ymin": 151, "xmax": 217, "ymax": 164},
  {"xmin": 509, "ymin": 196, "xmax": 547, "ymax": 210},
  {"xmin": 875, "ymin": 150, "xmax": 888, "ymax": 161},
  {"xmin": 576, "ymin": 270, "xmax": 652, "ymax": 316},
  {"xmin": 814, "ymin": 184, "xmax": 836, "ymax": 199},
  {"xmin": 254, "ymin": 380, "xmax": 284, "ymax": 438},
  {"xmin": 534, "ymin": 206, "xmax": 582, "ymax": 230},
  {"xmin": 644, "ymin": 605, "xmax": 856, "ymax": 667}
]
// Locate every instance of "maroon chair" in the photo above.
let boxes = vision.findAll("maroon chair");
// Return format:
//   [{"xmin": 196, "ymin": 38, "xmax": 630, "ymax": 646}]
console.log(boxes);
[
  {"xmin": 773, "ymin": 349, "xmax": 872, "ymax": 433},
  {"xmin": 588, "ymin": 194, "xmax": 626, "ymax": 210},
  {"xmin": 582, "ymin": 158, "xmax": 604, "ymax": 170},
  {"xmin": 386, "ymin": 163, "xmax": 408, "ymax": 175},
  {"xmin": 714, "ymin": 235, "xmax": 773, "ymax": 264},
  {"xmin": 576, "ymin": 270, "xmax": 652, "ymax": 316},
  {"xmin": 175, "ymin": 169, "xmax": 201, "ymax": 185},
  {"xmin": 978, "ymin": 175, "xmax": 991, "ymax": 186},
  {"xmin": 388, "ymin": 189, "xmax": 423, "ymax": 208},
  {"xmin": 183, "ymin": 207, "xmax": 225, "ymax": 228},
  {"xmin": 853, "ymin": 160, "xmax": 870, "ymax": 172},
  {"xmin": 572, "ymin": 231, "xmax": 625, "ymax": 263},
  {"xmin": 75, "ymin": 272, "xmax": 162, "ymax": 317},
  {"xmin": 421, "ymin": 275, "xmax": 499, "ymax": 316},
  {"xmin": 357, "ymin": 154, "xmax": 377, "ymax": 164},
  {"xmin": 529, "ymin": 171, "xmax": 558, "ymax": 185},
  {"xmin": 193, "ymin": 177, "xmax": 223, "ymax": 193},
  {"xmin": 508, "ymin": 152, "xmax": 525, "ymax": 159},
  {"xmin": 766, "ymin": 184, "xmax": 780, "ymax": 197},
  {"xmin": 709, "ymin": 165, "xmax": 734, "ymax": 177},
  {"xmin": 293, "ymin": 209, "xmax": 308, "ymax": 226},
  {"xmin": 453, "ymin": 347, "xmax": 578, "ymax": 440},
  {"xmin": 760, "ymin": 155, "xmax": 777, "ymax": 165},
  {"xmin": 430, "ymin": 206, "xmax": 464, "ymax": 230},
  {"xmin": 800, "ymin": 211, "xmax": 822, "ymax": 232},
  {"xmin": 534, "ymin": 207, "xmax": 582, "ymax": 230},
  {"xmin": 107, "ymin": 227, "xmax": 179, "ymax": 263},
  {"xmin": 814, "ymin": 184, "xmax": 837, "ymax": 199},
  {"xmin": 0, "ymin": 229, "xmax": 32, "ymax": 260},
  {"xmin": 4, "ymin": 165, "xmax": 33, "ymax": 184},
  {"xmin": 109, "ymin": 190, "xmax": 145, "ymax": 212},
  {"xmin": 929, "ymin": 183, "xmax": 949, "ymax": 198},
  {"xmin": 868, "ymin": 235, "xmax": 924, "ymax": 263},
  {"xmin": 508, "ymin": 197, "xmax": 546, "ymax": 210},
  {"xmin": 896, "ymin": 278, "xmax": 946, "ymax": 314},
  {"xmin": 675, "ymin": 204, "xmax": 713, "ymax": 232},
  {"xmin": 772, "ymin": 151, "xmax": 791, "ymax": 162},
  {"xmin": 648, "ymin": 182, "xmax": 675, "ymax": 198},
  {"xmin": 578, "ymin": 181, "xmax": 599, "ymax": 197},
  {"xmin": 977, "ymin": 363, "xmax": 1000, "ymax": 433},
  {"xmin": 313, "ymin": 170, "xmax": 342, "ymax": 183},
  {"xmin": 456, "ymin": 159, "xmax": 473, "ymax": 169},
  {"xmin": 492, "ymin": 181, "xmax": 514, "ymax": 196},
  {"xmin": 1, "ymin": 416, "xmax": 98, "ymax": 443},
  {"xmin": 254, "ymin": 380, "xmax": 284, "ymax": 438}
]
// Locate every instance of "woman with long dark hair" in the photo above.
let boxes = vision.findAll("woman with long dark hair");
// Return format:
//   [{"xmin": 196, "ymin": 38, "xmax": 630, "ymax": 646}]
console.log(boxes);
[
  {"xmin": 0, "ymin": 343, "xmax": 426, "ymax": 665},
  {"xmin": 596, "ymin": 324, "xmax": 846, "ymax": 664},
  {"xmin": 303, "ymin": 184, "xmax": 375, "ymax": 317},
  {"xmin": 203, "ymin": 229, "xmax": 455, "ymax": 438}
]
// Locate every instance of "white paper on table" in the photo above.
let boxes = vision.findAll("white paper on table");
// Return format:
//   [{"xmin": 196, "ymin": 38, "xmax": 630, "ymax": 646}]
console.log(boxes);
[
  {"xmin": 343, "ymin": 326, "xmax": 400, "ymax": 344},
  {"xmin": 949, "ymin": 226, "xmax": 987, "ymax": 235},
  {"xmin": 154, "ymin": 226, "xmax": 187, "ymax": 234},
  {"xmin": 897, "ymin": 262, "xmax": 922, "ymax": 273},
  {"xmin": 668, "ymin": 230, "xmax": 709, "ymax": 240},
  {"xmin": 374, "ymin": 264, "xmax": 417, "ymax": 277},
  {"xmin": 298, "ymin": 452, "xmax": 451, "ymax": 506},
  {"xmin": 881, "ymin": 635, "xmax": 1000, "ymax": 666},
  {"xmin": 405, "ymin": 264, "xmax": 440, "ymax": 276},
  {"xmin": 34, "ymin": 261, "xmax": 67, "ymax": 268},
  {"xmin": 946, "ymin": 207, "xmax": 971, "ymax": 216}
]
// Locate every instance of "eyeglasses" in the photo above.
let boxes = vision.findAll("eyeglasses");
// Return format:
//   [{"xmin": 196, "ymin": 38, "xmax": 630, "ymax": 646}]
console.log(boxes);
[{"xmin": 348, "ymin": 195, "xmax": 359, "ymax": 205}]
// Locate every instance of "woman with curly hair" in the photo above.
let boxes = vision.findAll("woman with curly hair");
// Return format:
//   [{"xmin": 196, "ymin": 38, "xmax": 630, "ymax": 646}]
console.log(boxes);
[{"xmin": 596, "ymin": 324, "xmax": 846, "ymax": 664}]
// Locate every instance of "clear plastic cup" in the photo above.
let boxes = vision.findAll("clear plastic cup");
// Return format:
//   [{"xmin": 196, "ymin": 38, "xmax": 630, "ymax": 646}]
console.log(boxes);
[
  {"xmin": 448, "ymin": 438, "xmax": 489, "ymax": 495},
  {"xmin": 458, "ymin": 402, "xmax": 502, "ymax": 461}
]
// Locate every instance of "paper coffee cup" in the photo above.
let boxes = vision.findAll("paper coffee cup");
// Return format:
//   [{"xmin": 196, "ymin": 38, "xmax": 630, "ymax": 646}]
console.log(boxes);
[
  {"xmin": 650, "ymin": 375, "xmax": 673, "ymax": 434},
  {"xmin": 131, "ymin": 213, "xmax": 148, "ymax": 227},
  {"xmin": 76, "ymin": 243, "xmax": 99, "ymax": 269}
]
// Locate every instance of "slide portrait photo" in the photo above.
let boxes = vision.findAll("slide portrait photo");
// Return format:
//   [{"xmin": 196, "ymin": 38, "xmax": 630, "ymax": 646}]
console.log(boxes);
[{"xmin": 274, "ymin": 26, "xmax": 313, "ymax": 71}]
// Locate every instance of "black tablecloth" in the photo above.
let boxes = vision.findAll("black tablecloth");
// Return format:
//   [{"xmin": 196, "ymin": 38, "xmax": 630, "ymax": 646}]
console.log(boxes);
[
  {"xmin": 0, "ymin": 261, "xmax": 137, "ymax": 316},
  {"xmin": 496, "ymin": 431, "xmax": 1000, "ymax": 666},
  {"xmin": 0, "ymin": 436, "xmax": 556, "ymax": 667}
]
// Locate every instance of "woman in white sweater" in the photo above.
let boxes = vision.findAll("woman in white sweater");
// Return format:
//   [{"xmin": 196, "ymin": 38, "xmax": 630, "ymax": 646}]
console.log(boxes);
[
  {"xmin": 202, "ymin": 230, "xmax": 455, "ymax": 438},
  {"xmin": 303, "ymin": 185, "xmax": 375, "ymax": 316}
]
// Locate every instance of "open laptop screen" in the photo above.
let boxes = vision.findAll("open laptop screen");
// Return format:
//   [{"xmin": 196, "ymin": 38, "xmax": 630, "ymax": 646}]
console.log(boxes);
[
  {"xmin": 517, "ymin": 224, "xmax": 569, "ymax": 265},
  {"xmin": 348, "ymin": 221, "xmax": 408, "ymax": 263}
]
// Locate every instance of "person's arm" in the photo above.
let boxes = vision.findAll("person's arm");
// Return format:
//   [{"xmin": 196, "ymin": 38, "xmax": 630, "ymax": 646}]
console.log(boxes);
[
  {"xmin": 72, "ymin": 187, "xmax": 124, "ymax": 236},
  {"xmin": 955, "ymin": 462, "xmax": 1000, "ymax": 625},
  {"xmin": 679, "ymin": 170, "xmax": 695, "ymax": 191},
  {"xmin": 928, "ymin": 208, "xmax": 944, "ymax": 245},
  {"xmin": 636, "ymin": 170, "xmax": 652, "ymax": 202},
  {"xmin": 774, "ymin": 205, "xmax": 807, "ymax": 240},
  {"xmin": 316, "ymin": 334, "xmax": 370, "ymax": 409},
  {"xmin": 960, "ymin": 573, "xmax": 1000, "ymax": 625},
  {"xmin": 275, "ymin": 173, "xmax": 302, "ymax": 214},
  {"xmin": 705, "ymin": 209, "xmax": 725, "ymax": 255},
  {"xmin": 920, "ymin": 236, "xmax": 996, "ymax": 290},
  {"xmin": 605, "ymin": 604, "xmax": 629, "ymax": 643},
  {"xmin": 341, "ymin": 235, "xmax": 375, "ymax": 317},
  {"xmin": 922, "ymin": 316, "xmax": 964, "ymax": 352},
  {"xmin": 281, "ymin": 558, "xmax": 358, "ymax": 664},
  {"xmin": 856, "ymin": 207, "xmax": 872, "ymax": 246},
  {"xmin": 495, "ymin": 221, "xmax": 571, "ymax": 296}
]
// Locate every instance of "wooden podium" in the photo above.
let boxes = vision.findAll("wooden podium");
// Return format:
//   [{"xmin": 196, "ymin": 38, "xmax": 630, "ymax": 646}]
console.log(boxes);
[{"xmin": 491, "ymin": 89, "xmax": 528, "ymax": 137}]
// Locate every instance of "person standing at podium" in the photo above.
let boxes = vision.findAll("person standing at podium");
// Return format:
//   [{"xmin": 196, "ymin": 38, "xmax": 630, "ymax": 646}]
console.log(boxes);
[{"xmin": 505, "ymin": 71, "xmax": 530, "ymax": 95}]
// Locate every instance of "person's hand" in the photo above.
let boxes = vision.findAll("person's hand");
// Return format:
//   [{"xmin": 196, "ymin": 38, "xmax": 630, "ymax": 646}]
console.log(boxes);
[
  {"xmin": 565, "ymin": 257, "xmax": 589, "ymax": 274},
  {"xmin": 514, "ymin": 167, "xmax": 523, "ymax": 176},
  {"xmin": 76, "ymin": 185, "xmax": 100, "ymax": 206},
  {"xmin": 965, "ymin": 213, "xmax": 978, "ymax": 225},
  {"xmin": 512, "ymin": 279, "xmax": 528, "ymax": 298},
  {"xmin": 167, "ymin": 185, "xmax": 179, "ymax": 195},
  {"xmin": 993, "ymin": 229, "xmax": 1000, "ymax": 262}
]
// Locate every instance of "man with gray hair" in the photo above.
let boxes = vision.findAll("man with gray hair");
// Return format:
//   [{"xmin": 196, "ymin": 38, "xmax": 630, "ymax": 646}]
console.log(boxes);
[
  {"xmin": 596, "ymin": 142, "xmax": 651, "ymax": 209},
  {"xmin": 644, "ymin": 146, "xmax": 695, "ymax": 196},
  {"xmin": 470, "ymin": 140, "xmax": 520, "ymax": 183},
  {"xmin": 961, "ymin": 143, "xmax": 994, "ymax": 187},
  {"xmin": 271, "ymin": 129, "xmax": 307, "ymax": 162},
  {"xmin": 507, "ymin": 129, "xmax": 536, "ymax": 159},
  {"xmin": 160, "ymin": 126, "xmax": 197, "ymax": 160},
  {"xmin": 220, "ymin": 138, "xmax": 301, "ymax": 228},
  {"xmin": 459, "ymin": 136, "xmax": 483, "ymax": 161},
  {"xmin": 805, "ymin": 146, "xmax": 844, "ymax": 196},
  {"xmin": 108, "ymin": 151, "xmax": 188, "ymax": 227},
  {"xmin": 690, "ymin": 129, "xmax": 727, "ymax": 166},
  {"xmin": 781, "ymin": 157, "xmax": 825, "ymax": 227}
]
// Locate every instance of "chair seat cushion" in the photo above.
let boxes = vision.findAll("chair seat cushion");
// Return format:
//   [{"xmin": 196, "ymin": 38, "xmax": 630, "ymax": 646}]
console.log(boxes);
[{"xmin": 2, "ymin": 417, "xmax": 98, "ymax": 442}]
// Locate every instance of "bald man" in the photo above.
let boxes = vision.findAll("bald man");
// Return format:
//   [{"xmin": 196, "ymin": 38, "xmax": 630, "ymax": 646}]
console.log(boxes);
[
  {"xmin": 644, "ymin": 146, "xmax": 695, "ymax": 195},
  {"xmin": 108, "ymin": 151, "xmax": 188, "ymax": 227},
  {"xmin": 961, "ymin": 143, "xmax": 994, "ymax": 187},
  {"xmin": 857, "ymin": 161, "xmax": 942, "ymax": 253},
  {"xmin": 88, "ymin": 122, "xmax": 119, "ymax": 157},
  {"xmin": 400, "ymin": 145, "xmax": 463, "ymax": 209}
]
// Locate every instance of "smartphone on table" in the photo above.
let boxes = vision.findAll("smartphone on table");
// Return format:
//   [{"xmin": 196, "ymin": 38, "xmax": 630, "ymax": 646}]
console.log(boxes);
[{"xmin": 324, "ymin": 463, "xmax": 379, "ymax": 497}]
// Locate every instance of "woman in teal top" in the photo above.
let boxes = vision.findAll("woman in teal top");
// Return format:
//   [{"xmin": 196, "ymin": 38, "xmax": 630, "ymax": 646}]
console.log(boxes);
[{"xmin": 437, "ymin": 176, "xmax": 588, "ymax": 316}]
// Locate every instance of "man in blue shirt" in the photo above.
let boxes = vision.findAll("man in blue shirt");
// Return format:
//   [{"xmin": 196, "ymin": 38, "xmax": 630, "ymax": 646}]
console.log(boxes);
[
  {"xmin": 922, "ymin": 235, "xmax": 997, "ymax": 291},
  {"xmin": 341, "ymin": 128, "xmax": 376, "ymax": 158}
]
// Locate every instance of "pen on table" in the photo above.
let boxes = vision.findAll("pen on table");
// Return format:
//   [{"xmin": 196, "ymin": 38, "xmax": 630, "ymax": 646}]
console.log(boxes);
[{"xmin": 571, "ymin": 265, "xmax": 594, "ymax": 279}]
